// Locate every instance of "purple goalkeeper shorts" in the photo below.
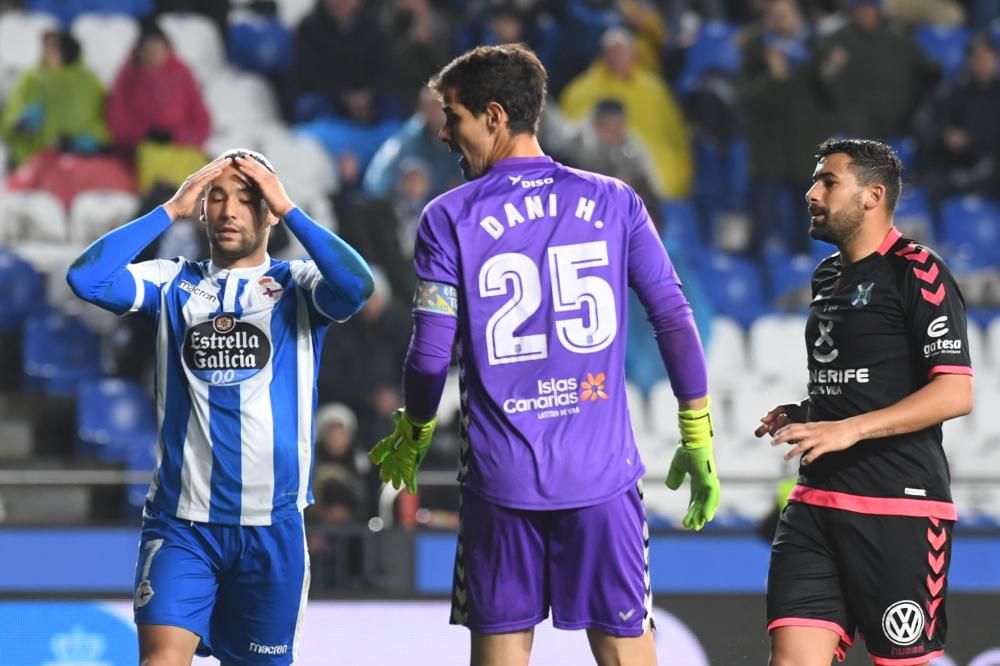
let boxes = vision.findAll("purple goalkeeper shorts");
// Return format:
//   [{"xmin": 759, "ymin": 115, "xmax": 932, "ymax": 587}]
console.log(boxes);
[{"xmin": 449, "ymin": 480, "xmax": 653, "ymax": 637}]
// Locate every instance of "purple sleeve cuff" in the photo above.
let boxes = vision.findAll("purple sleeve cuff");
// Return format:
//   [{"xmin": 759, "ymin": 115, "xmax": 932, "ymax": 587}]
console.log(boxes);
[{"xmin": 403, "ymin": 311, "xmax": 458, "ymax": 422}]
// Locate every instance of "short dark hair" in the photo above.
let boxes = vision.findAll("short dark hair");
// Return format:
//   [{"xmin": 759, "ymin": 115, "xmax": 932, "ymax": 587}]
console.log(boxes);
[
  {"xmin": 218, "ymin": 148, "xmax": 275, "ymax": 173},
  {"xmin": 428, "ymin": 43, "xmax": 547, "ymax": 135},
  {"xmin": 815, "ymin": 138, "xmax": 903, "ymax": 212}
]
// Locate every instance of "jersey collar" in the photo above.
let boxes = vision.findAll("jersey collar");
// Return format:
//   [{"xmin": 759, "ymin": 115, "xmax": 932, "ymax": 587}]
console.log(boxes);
[
  {"xmin": 876, "ymin": 226, "xmax": 902, "ymax": 255},
  {"xmin": 207, "ymin": 254, "xmax": 271, "ymax": 278},
  {"xmin": 487, "ymin": 155, "xmax": 555, "ymax": 172}
]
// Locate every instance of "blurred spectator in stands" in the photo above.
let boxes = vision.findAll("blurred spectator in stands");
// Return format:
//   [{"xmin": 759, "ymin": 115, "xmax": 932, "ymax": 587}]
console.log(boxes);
[
  {"xmin": 382, "ymin": 0, "xmax": 452, "ymax": 113},
  {"xmin": 453, "ymin": 3, "xmax": 559, "ymax": 75},
  {"xmin": 543, "ymin": 98, "xmax": 662, "ymax": 207},
  {"xmin": 813, "ymin": 0, "xmax": 939, "ymax": 140},
  {"xmin": 363, "ymin": 87, "xmax": 461, "ymax": 199},
  {"xmin": 560, "ymin": 27, "xmax": 692, "ymax": 198},
  {"xmin": 882, "ymin": 0, "xmax": 964, "ymax": 26},
  {"xmin": 106, "ymin": 20, "xmax": 210, "ymax": 192},
  {"xmin": 290, "ymin": 0, "xmax": 396, "ymax": 124},
  {"xmin": 966, "ymin": 0, "xmax": 1000, "ymax": 29},
  {"xmin": 740, "ymin": 0, "xmax": 831, "ymax": 255},
  {"xmin": 548, "ymin": 0, "xmax": 664, "ymax": 94},
  {"xmin": 1, "ymin": 30, "xmax": 109, "ymax": 166},
  {"xmin": 915, "ymin": 34, "xmax": 1000, "ymax": 203},
  {"xmin": 317, "ymin": 266, "xmax": 411, "ymax": 453},
  {"xmin": 312, "ymin": 402, "xmax": 368, "ymax": 521},
  {"xmin": 341, "ymin": 157, "xmax": 429, "ymax": 298}
]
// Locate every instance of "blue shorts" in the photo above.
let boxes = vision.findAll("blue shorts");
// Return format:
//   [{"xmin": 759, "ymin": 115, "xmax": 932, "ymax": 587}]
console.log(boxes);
[{"xmin": 133, "ymin": 504, "xmax": 309, "ymax": 664}]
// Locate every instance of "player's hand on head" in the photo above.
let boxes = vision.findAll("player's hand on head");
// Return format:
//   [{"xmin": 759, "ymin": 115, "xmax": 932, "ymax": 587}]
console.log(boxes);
[
  {"xmin": 163, "ymin": 157, "xmax": 229, "ymax": 221},
  {"xmin": 233, "ymin": 155, "xmax": 295, "ymax": 219},
  {"xmin": 771, "ymin": 419, "xmax": 859, "ymax": 465},
  {"xmin": 754, "ymin": 402, "xmax": 808, "ymax": 438}
]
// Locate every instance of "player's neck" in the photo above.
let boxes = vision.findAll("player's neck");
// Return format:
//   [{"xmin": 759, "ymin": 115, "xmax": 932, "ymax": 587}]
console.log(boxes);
[
  {"xmin": 492, "ymin": 132, "xmax": 544, "ymax": 162},
  {"xmin": 838, "ymin": 219, "xmax": 892, "ymax": 265},
  {"xmin": 212, "ymin": 248, "xmax": 269, "ymax": 271}
]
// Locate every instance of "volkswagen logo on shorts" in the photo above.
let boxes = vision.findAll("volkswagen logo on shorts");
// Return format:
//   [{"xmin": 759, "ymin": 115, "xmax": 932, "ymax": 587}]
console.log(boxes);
[
  {"xmin": 882, "ymin": 600, "xmax": 924, "ymax": 646},
  {"xmin": 183, "ymin": 315, "xmax": 271, "ymax": 385}
]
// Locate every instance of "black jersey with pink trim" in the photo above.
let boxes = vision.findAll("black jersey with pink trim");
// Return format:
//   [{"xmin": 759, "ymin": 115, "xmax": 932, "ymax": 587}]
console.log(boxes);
[{"xmin": 796, "ymin": 227, "xmax": 972, "ymax": 518}]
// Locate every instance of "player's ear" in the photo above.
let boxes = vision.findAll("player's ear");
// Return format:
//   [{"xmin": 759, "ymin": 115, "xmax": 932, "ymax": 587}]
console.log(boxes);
[
  {"xmin": 199, "ymin": 196, "xmax": 207, "ymax": 224},
  {"xmin": 485, "ymin": 101, "xmax": 506, "ymax": 133},
  {"xmin": 866, "ymin": 183, "xmax": 885, "ymax": 211}
]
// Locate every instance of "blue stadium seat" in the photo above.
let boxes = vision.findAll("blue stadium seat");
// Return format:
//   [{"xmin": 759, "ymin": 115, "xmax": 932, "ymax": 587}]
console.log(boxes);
[
  {"xmin": 915, "ymin": 24, "xmax": 970, "ymax": 79},
  {"xmin": 678, "ymin": 21, "xmax": 741, "ymax": 93},
  {"xmin": 125, "ymin": 431, "xmax": 158, "ymax": 512},
  {"xmin": 887, "ymin": 135, "xmax": 917, "ymax": 171},
  {"xmin": 27, "ymin": 0, "xmax": 153, "ymax": 24},
  {"xmin": 938, "ymin": 195, "xmax": 1000, "ymax": 267},
  {"xmin": 692, "ymin": 136, "xmax": 749, "ymax": 216},
  {"xmin": 661, "ymin": 198, "xmax": 706, "ymax": 258},
  {"xmin": 22, "ymin": 309, "xmax": 103, "ymax": 395},
  {"xmin": 0, "ymin": 250, "xmax": 45, "ymax": 334},
  {"xmin": 76, "ymin": 378, "xmax": 156, "ymax": 461},
  {"xmin": 227, "ymin": 16, "xmax": 292, "ymax": 76},
  {"xmin": 764, "ymin": 248, "xmax": 815, "ymax": 312},
  {"xmin": 893, "ymin": 184, "xmax": 935, "ymax": 243},
  {"xmin": 700, "ymin": 252, "xmax": 768, "ymax": 328}
]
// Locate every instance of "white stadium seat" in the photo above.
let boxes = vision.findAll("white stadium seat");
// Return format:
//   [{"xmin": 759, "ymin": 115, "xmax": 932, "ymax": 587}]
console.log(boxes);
[
  {"xmin": 0, "ymin": 11, "xmax": 59, "ymax": 103},
  {"xmin": 705, "ymin": 316, "xmax": 748, "ymax": 386},
  {"xmin": 203, "ymin": 71, "xmax": 280, "ymax": 135},
  {"xmin": 68, "ymin": 190, "xmax": 139, "ymax": 245},
  {"xmin": 748, "ymin": 313, "xmax": 809, "ymax": 384},
  {"xmin": 70, "ymin": 12, "xmax": 139, "ymax": 87},
  {"xmin": 0, "ymin": 190, "xmax": 67, "ymax": 243},
  {"xmin": 277, "ymin": 0, "xmax": 315, "ymax": 28},
  {"xmin": 260, "ymin": 130, "xmax": 340, "ymax": 204},
  {"xmin": 158, "ymin": 12, "xmax": 225, "ymax": 85}
]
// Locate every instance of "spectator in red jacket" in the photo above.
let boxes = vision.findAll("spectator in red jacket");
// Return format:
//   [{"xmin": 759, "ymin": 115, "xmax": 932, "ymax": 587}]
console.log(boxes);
[{"xmin": 106, "ymin": 20, "xmax": 210, "ymax": 153}]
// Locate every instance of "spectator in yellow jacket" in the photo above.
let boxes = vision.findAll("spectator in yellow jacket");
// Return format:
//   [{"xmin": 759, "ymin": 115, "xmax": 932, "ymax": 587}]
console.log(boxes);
[
  {"xmin": 559, "ymin": 27, "xmax": 692, "ymax": 198},
  {"xmin": 1, "ymin": 30, "xmax": 109, "ymax": 166}
]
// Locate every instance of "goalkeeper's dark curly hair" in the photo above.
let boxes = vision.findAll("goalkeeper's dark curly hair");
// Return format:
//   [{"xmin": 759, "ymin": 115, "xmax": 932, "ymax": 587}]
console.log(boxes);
[
  {"xmin": 429, "ymin": 44, "xmax": 547, "ymax": 136},
  {"xmin": 815, "ymin": 138, "xmax": 903, "ymax": 213}
]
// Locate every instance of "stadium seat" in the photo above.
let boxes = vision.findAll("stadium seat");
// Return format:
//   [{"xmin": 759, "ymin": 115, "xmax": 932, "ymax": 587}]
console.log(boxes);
[
  {"xmin": 227, "ymin": 13, "xmax": 292, "ymax": 77},
  {"xmin": 76, "ymin": 377, "xmax": 156, "ymax": 461},
  {"xmin": 700, "ymin": 252, "xmax": 768, "ymax": 328},
  {"xmin": 203, "ymin": 70, "xmax": 281, "ymax": 136},
  {"xmin": 914, "ymin": 24, "xmax": 970, "ymax": 79},
  {"xmin": 705, "ymin": 316, "xmax": 749, "ymax": 384},
  {"xmin": 67, "ymin": 190, "xmax": 139, "ymax": 244},
  {"xmin": 26, "ymin": 0, "xmax": 153, "ymax": 25},
  {"xmin": 260, "ymin": 129, "xmax": 340, "ymax": 204},
  {"xmin": 0, "ymin": 249, "xmax": 45, "ymax": 333},
  {"xmin": 987, "ymin": 318, "xmax": 1000, "ymax": 372},
  {"xmin": 0, "ymin": 190, "xmax": 68, "ymax": 243},
  {"xmin": 937, "ymin": 195, "xmax": 1000, "ymax": 267},
  {"xmin": 158, "ymin": 12, "xmax": 225, "ymax": 85},
  {"xmin": 0, "ymin": 10, "xmax": 59, "ymax": 102},
  {"xmin": 22, "ymin": 309, "xmax": 103, "ymax": 395},
  {"xmin": 660, "ymin": 198, "xmax": 706, "ymax": 258},
  {"xmin": 966, "ymin": 319, "xmax": 986, "ymax": 373},
  {"xmin": 277, "ymin": 0, "xmax": 315, "ymax": 28},
  {"xmin": 0, "ymin": 141, "xmax": 8, "ymax": 180},
  {"xmin": 764, "ymin": 249, "xmax": 814, "ymax": 313},
  {"xmin": 677, "ymin": 20, "xmax": 741, "ymax": 93},
  {"xmin": 646, "ymin": 379, "xmax": 680, "ymax": 444},
  {"xmin": 893, "ymin": 184, "xmax": 934, "ymax": 243},
  {"xmin": 887, "ymin": 136, "xmax": 918, "ymax": 171},
  {"xmin": 748, "ymin": 314, "xmax": 808, "ymax": 384},
  {"xmin": 70, "ymin": 12, "xmax": 139, "ymax": 87}
]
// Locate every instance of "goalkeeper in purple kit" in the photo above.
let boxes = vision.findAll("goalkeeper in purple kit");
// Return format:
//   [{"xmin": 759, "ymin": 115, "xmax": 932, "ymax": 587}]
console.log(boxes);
[{"xmin": 369, "ymin": 44, "xmax": 720, "ymax": 666}]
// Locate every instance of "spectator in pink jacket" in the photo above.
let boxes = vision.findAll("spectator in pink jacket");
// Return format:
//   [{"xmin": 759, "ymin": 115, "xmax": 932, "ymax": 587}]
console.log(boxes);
[{"xmin": 106, "ymin": 20, "xmax": 210, "ymax": 153}]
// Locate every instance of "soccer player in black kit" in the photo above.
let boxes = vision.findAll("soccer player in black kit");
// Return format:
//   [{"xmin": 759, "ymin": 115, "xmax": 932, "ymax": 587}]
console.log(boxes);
[{"xmin": 756, "ymin": 139, "xmax": 974, "ymax": 666}]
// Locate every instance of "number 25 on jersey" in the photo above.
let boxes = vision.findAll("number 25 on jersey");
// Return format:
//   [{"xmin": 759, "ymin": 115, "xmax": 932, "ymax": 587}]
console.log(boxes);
[{"xmin": 478, "ymin": 241, "xmax": 617, "ymax": 366}]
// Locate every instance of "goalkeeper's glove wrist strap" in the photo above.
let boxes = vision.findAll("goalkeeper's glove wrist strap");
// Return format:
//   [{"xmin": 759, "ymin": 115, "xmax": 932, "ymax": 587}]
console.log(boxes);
[{"xmin": 678, "ymin": 396, "xmax": 713, "ymax": 448}]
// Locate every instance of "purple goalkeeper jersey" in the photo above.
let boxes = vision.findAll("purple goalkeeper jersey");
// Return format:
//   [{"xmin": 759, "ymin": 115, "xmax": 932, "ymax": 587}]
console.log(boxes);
[{"xmin": 414, "ymin": 156, "xmax": 684, "ymax": 509}]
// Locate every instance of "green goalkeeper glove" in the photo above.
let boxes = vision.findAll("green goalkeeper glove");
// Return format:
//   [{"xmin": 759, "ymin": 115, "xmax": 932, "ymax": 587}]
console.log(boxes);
[
  {"xmin": 368, "ymin": 408, "xmax": 437, "ymax": 494},
  {"xmin": 665, "ymin": 397, "xmax": 721, "ymax": 531}
]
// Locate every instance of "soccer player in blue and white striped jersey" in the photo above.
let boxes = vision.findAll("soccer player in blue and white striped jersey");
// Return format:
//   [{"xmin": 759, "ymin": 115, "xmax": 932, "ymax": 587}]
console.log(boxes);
[{"xmin": 67, "ymin": 150, "xmax": 373, "ymax": 665}]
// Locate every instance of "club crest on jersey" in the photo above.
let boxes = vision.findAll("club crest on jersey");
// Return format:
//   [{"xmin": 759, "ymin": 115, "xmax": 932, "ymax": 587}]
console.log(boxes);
[
  {"xmin": 184, "ymin": 315, "xmax": 272, "ymax": 385},
  {"xmin": 256, "ymin": 276, "xmax": 284, "ymax": 304},
  {"xmin": 852, "ymin": 281, "xmax": 874, "ymax": 308}
]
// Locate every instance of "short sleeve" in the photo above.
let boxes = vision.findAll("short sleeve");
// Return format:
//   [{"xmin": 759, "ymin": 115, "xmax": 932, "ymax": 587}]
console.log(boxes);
[
  {"xmin": 899, "ymin": 245, "xmax": 973, "ymax": 378},
  {"xmin": 125, "ymin": 259, "xmax": 184, "ymax": 317},
  {"xmin": 288, "ymin": 259, "xmax": 344, "ymax": 325}
]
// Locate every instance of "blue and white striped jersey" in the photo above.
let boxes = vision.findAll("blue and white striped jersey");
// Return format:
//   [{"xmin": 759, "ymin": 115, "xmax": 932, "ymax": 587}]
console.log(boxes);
[
  {"xmin": 128, "ymin": 255, "xmax": 339, "ymax": 525},
  {"xmin": 67, "ymin": 205, "xmax": 373, "ymax": 526}
]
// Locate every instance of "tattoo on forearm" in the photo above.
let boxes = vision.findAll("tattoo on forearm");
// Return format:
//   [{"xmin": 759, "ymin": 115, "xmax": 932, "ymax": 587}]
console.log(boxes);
[
  {"xmin": 863, "ymin": 427, "xmax": 896, "ymax": 440},
  {"xmin": 414, "ymin": 280, "xmax": 458, "ymax": 316}
]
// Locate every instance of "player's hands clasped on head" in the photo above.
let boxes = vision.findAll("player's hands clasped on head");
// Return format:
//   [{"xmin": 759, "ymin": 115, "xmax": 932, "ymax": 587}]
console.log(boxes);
[
  {"xmin": 162, "ymin": 157, "xmax": 229, "ymax": 221},
  {"xmin": 232, "ymin": 155, "xmax": 295, "ymax": 219},
  {"xmin": 368, "ymin": 409, "xmax": 437, "ymax": 494},
  {"xmin": 665, "ymin": 397, "xmax": 721, "ymax": 531}
]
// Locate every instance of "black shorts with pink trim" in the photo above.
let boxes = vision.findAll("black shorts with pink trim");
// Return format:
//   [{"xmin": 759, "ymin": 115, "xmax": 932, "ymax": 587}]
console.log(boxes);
[{"xmin": 767, "ymin": 501, "xmax": 951, "ymax": 664}]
